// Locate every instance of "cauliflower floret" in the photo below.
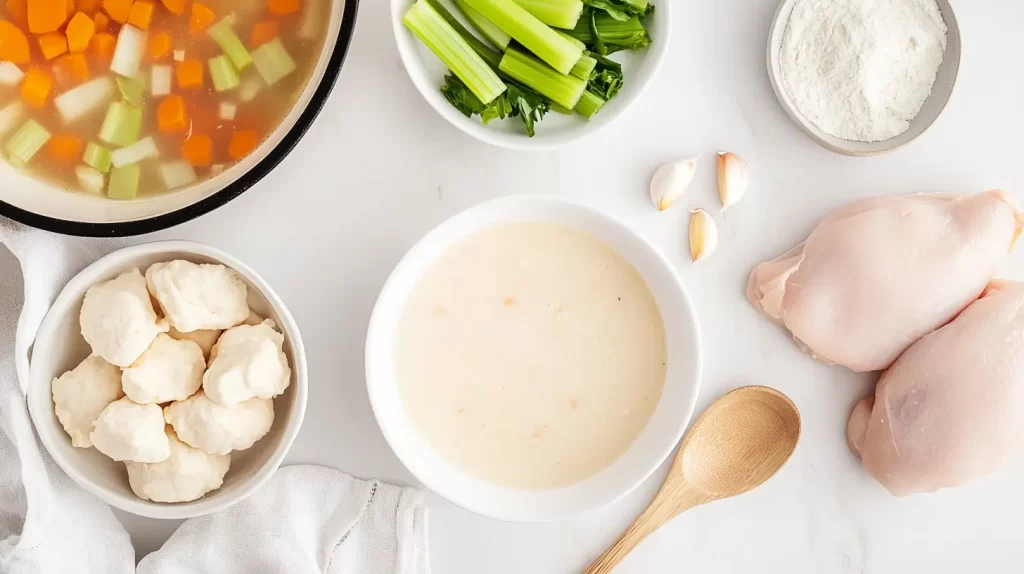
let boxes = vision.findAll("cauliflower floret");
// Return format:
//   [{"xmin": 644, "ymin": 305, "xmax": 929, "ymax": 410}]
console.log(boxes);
[
  {"xmin": 203, "ymin": 321, "xmax": 290, "ymax": 407},
  {"xmin": 126, "ymin": 427, "xmax": 230, "ymax": 503},
  {"xmin": 145, "ymin": 260, "xmax": 249, "ymax": 332},
  {"xmin": 52, "ymin": 356, "xmax": 125, "ymax": 448},
  {"xmin": 90, "ymin": 398, "xmax": 170, "ymax": 463},
  {"xmin": 80, "ymin": 269, "xmax": 169, "ymax": 367},
  {"xmin": 122, "ymin": 334, "xmax": 206, "ymax": 404},
  {"xmin": 168, "ymin": 327, "xmax": 221, "ymax": 360},
  {"xmin": 164, "ymin": 390, "xmax": 274, "ymax": 455}
]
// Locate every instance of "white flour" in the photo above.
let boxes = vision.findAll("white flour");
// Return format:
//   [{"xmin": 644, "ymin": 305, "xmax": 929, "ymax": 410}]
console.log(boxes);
[{"xmin": 780, "ymin": 0, "xmax": 947, "ymax": 142}]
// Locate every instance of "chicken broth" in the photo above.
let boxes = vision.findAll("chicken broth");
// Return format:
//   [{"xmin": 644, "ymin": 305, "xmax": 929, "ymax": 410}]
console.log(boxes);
[
  {"xmin": 396, "ymin": 223, "xmax": 668, "ymax": 490},
  {"xmin": 0, "ymin": 0, "xmax": 329, "ymax": 199}
]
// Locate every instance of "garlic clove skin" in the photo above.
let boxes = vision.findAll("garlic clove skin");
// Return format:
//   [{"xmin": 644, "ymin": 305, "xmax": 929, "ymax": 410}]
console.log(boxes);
[
  {"xmin": 689, "ymin": 208, "xmax": 719, "ymax": 263},
  {"xmin": 717, "ymin": 152, "xmax": 750, "ymax": 212},
  {"xmin": 650, "ymin": 156, "xmax": 700, "ymax": 212}
]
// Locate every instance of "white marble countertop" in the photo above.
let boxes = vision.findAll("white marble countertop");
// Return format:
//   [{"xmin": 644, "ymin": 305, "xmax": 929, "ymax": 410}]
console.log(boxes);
[{"xmin": 118, "ymin": 0, "xmax": 1024, "ymax": 571}]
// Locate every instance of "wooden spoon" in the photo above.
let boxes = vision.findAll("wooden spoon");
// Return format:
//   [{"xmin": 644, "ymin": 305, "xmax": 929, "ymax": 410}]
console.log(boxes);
[{"xmin": 584, "ymin": 386, "xmax": 801, "ymax": 574}]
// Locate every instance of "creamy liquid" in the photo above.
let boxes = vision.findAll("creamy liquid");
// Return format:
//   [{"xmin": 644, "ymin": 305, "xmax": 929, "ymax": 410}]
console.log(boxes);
[{"xmin": 396, "ymin": 223, "xmax": 667, "ymax": 489}]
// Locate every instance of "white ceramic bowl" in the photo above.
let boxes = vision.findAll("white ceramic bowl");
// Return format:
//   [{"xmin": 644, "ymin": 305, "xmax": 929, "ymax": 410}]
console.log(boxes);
[
  {"xmin": 27, "ymin": 241, "xmax": 308, "ymax": 519},
  {"xmin": 366, "ymin": 196, "xmax": 702, "ymax": 522},
  {"xmin": 767, "ymin": 0, "xmax": 961, "ymax": 156},
  {"xmin": 391, "ymin": 0, "xmax": 671, "ymax": 150}
]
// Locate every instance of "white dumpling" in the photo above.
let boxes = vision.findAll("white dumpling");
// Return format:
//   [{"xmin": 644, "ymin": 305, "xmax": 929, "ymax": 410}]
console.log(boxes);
[
  {"xmin": 126, "ymin": 427, "xmax": 230, "ymax": 503},
  {"xmin": 80, "ymin": 268, "xmax": 169, "ymax": 367},
  {"xmin": 90, "ymin": 398, "xmax": 170, "ymax": 463},
  {"xmin": 164, "ymin": 390, "xmax": 274, "ymax": 455},
  {"xmin": 145, "ymin": 260, "xmax": 249, "ymax": 332},
  {"xmin": 52, "ymin": 355, "xmax": 125, "ymax": 448},
  {"xmin": 203, "ymin": 321, "xmax": 290, "ymax": 408},
  {"xmin": 168, "ymin": 327, "xmax": 221, "ymax": 360},
  {"xmin": 122, "ymin": 334, "xmax": 206, "ymax": 404}
]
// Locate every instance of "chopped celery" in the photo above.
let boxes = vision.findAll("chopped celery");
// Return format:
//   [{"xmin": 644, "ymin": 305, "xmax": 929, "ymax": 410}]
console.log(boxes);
[
  {"xmin": 404, "ymin": 0, "xmax": 506, "ymax": 104},
  {"xmin": 108, "ymin": 164, "xmax": 141, "ymax": 199},
  {"xmin": 454, "ymin": 0, "xmax": 511, "ymax": 50},
  {"xmin": 575, "ymin": 89, "xmax": 604, "ymax": 117},
  {"xmin": 111, "ymin": 136, "xmax": 158, "ymax": 167},
  {"xmin": 116, "ymin": 76, "xmax": 145, "ymax": 106},
  {"xmin": 207, "ymin": 18, "xmax": 252, "ymax": 70},
  {"xmin": 5, "ymin": 120, "xmax": 50, "ymax": 165},
  {"xmin": 159, "ymin": 161, "xmax": 197, "ymax": 189},
  {"xmin": 209, "ymin": 55, "xmax": 241, "ymax": 92},
  {"xmin": 54, "ymin": 77, "xmax": 114, "ymax": 123},
  {"xmin": 463, "ymin": 0, "xmax": 583, "ymax": 74},
  {"xmin": 75, "ymin": 165, "xmax": 106, "ymax": 194},
  {"xmin": 0, "ymin": 101, "xmax": 25, "ymax": 139},
  {"xmin": 0, "ymin": 62, "xmax": 24, "ymax": 86},
  {"xmin": 570, "ymin": 53, "xmax": 596, "ymax": 80},
  {"xmin": 513, "ymin": 0, "xmax": 584, "ymax": 29},
  {"xmin": 425, "ymin": 0, "xmax": 502, "ymax": 70},
  {"xmin": 557, "ymin": 29, "xmax": 586, "ymax": 50},
  {"xmin": 566, "ymin": 9, "xmax": 650, "ymax": 54},
  {"xmin": 83, "ymin": 142, "xmax": 112, "ymax": 173},
  {"xmin": 250, "ymin": 39, "xmax": 297, "ymax": 87},
  {"xmin": 151, "ymin": 65, "xmax": 172, "ymax": 96},
  {"xmin": 499, "ymin": 46, "xmax": 586, "ymax": 109},
  {"xmin": 99, "ymin": 102, "xmax": 142, "ymax": 147},
  {"xmin": 111, "ymin": 24, "xmax": 147, "ymax": 78},
  {"xmin": 550, "ymin": 102, "xmax": 573, "ymax": 114}
]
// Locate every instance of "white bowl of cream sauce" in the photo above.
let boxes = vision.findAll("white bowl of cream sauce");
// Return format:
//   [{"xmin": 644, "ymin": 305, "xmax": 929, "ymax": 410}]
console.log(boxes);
[{"xmin": 366, "ymin": 196, "xmax": 702, "ymax": 522}]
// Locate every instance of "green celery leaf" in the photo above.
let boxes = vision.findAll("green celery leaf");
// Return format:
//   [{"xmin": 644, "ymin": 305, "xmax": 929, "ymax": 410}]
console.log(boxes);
[
  {"xmin": 583, "ymin": 0, "xmax": 630, "ymax": 21},
  {"xmin": 441, "ymin": 73, "xmax": 488, "ymax": 118},
  {"xmin": 505, "ymin": 83, "xmax": 550, "ymax": 137},
  {"xmin": 440, "ymin": 73, "xmax": 550, "ymax": 137}
]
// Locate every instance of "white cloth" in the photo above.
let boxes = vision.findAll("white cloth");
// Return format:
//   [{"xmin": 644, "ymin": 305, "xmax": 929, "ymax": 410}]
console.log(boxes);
[{"xmin": 0, "ymin": 220, "xmax": 430, "ymax": 573}]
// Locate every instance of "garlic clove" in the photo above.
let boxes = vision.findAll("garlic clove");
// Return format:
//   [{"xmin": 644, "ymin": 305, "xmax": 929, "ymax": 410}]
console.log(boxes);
[
  {"xmin": 688, "ymin": 208, "xmax": 719, "ymax": 263},
  {"xmin": 717, "ymin": 152, "xmax": 750, "ymax": 212},
  {"xmin": 650, "ymin": 156, "xmax": 700, "ymax": 212}
]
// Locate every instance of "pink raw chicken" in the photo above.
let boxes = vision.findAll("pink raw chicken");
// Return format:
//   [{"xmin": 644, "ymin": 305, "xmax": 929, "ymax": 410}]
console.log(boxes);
[
  {"xmin": 747, "ymin": 191, "xmax": 1023, "ymax": 372},
  {"xmin": 847, "ymin": 281, "xmax": 1024, "ymax": 495}
]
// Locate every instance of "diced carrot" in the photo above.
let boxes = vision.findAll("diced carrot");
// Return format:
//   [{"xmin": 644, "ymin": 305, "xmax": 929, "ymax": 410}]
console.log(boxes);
[
  {"xmin": 0, "ymin": 20, "xmax": 31, "ymax": 63},
  {"xmin": 77, "ymin": 0, "xmax": 96, "ymax": 10},
  {"xmin": 160, "ymin": 0, "xmax": 185, "ymax": 15},
  {"xmin": 188, "ymin": 3, "xmax": 214, "ymax": 37},
  {"xmin": 46, "ymin": 134, "xmax": 83, "ymax": 162},
  {"xmin": 182, "ymin": 134, "xmax": 213, "ymax": 167},
  {"xmin": 65, "ymin": 11, "xmax": 94, "ymax": 53},
  {"xmin": 28, "ymin": 0, "xmax": 67, "ymax": 33},
  {"xmin": 20, "ymin": 66, "xmax": 52, "ymax": 108},
  {"xmin": 101, "ymin": 0, "xmax": 131, "ymax": 23},
  {"xmin": 92, "ymin": 10, "xmax": 107, "ymax": 31},
  {"xmin": 54, "ymin": 52, "xmax": 89, "ymax": 82},
  {"xmin": 267, "ymin": 0, "xmax": 300, "ymax": 16},
  {"xmin": 126, "ymin": 0, "xmax": 152, "ymax": 29},
  {"xmin": 38, "ymin": 32, "xmax": 67, "ymax": 59},
  {"xmin": 89, "ymin": 31, "xmax": 115, "ymax": 60},
  {"xmin": 175, "ymin": 58, "xmax": 203, "ymax": 89},
  {"xmin": 250, "ymin": 20, "xmax": 279, "ymax": 48},
  {"xmin": 157, "ymin": 94, "xmax": 188, "ymax": 132},
  {"xmin": 6, "ymin": 0, "xmax": 27, "ymax": 28},
  {"xmin": 227, "ymin": 130, "xmax": 259, "ymax": 161},
  {"xmin": 146, "ymin": 30, "xmax": 171, "ymax": 60}
]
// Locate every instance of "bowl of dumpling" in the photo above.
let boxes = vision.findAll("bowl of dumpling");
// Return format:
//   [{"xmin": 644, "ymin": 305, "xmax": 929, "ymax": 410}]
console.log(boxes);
[{"xmin": 26, "ymin": 241, "xmax": 307, "ymax": 519}]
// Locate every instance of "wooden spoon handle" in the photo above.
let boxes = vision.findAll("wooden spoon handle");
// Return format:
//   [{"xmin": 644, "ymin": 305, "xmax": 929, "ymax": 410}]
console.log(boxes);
[{"xmin": 583, "ymin": 482, "xmax": 706, "ymax": 574}]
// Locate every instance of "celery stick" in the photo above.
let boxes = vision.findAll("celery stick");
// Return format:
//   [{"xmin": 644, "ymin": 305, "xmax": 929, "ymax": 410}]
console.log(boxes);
[
  {"xmin": 84, "ymin": 142, "xmax": 112, "ymax": 173},
  {"xmin": 5, "ymin": 120, "xmax": 50, "ymax": 165},
  {"xmin": 570, "ymin": 53, "xmax": 596, "ymax": 80},
  {"xmin": 513, "ymin": 0, "xmax": 583, "ymax": 29},
  {"xmin": 454, "ymin": 0, "xmax": 510, "ymax": 50},
  {"xmin": 425, "ymin": 0, "xmax": 501, "ymax": 70},
  {"xmin": 116, "ymin": 76, "xmax": 144, "ymax": 107},
  {"xmin": 108, "ymin": 164, "xmax": 141, "ymax": 199},
  {"xmin": 463, "ymin": 0, "xmax": 583, "ymax": 74},
  {"xmin": 404, "ymin": 0, "xmax": 506, "ymax": 104},
  {"xmin": 557, "ymin": 29, "xmax": 586, "ymax": 50},
  {"xmin": 99, "ymin": 102, "xmax": 142, "ymax": 147},
  {"xmin": 250, "ymin": 39, "xmax": 297, "ymax": 86},
  {"xmin": 208, "ymin": 18, "xmax": 252, "ymax": 70},
  {"xmin": 209, "ymin": 55, "xmax": 241, "ymax": 92},
  {"xmin": 499, "ymin": 46, "xmax": 586, "ymax": 108},
  {"xmin": 575, "ymin": 90, "xmax": 604, "ymax": 117}
]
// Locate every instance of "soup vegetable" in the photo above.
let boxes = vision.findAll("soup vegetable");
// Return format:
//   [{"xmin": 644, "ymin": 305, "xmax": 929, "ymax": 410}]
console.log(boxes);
[
  {"xmin": 0, "ymin": 0, "xmax": 328, "ymax": 199},
  {"xmin": 403, "ymin": 0, "xmax": 653, "ymax": 137}
]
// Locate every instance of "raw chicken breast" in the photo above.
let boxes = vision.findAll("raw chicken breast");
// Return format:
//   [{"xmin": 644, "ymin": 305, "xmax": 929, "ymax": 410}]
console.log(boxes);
[
  {"xmin": 747, "ymin": 191, "xmax": 1023, "ymax": 372},
  {"xmin": 847, "ymin": 281, "xmax": 1024, "ymax": 495}
]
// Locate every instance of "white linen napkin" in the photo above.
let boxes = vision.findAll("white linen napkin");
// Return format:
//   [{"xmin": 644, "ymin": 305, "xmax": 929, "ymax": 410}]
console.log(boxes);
[{"xmin": 0, "ymin": 219, "xmax": 430, "ymax": 574}]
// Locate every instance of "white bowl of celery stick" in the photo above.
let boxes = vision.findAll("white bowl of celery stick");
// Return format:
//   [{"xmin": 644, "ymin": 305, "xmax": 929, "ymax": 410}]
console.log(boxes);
[{"xmin": 392, "ymin": 0, "xmax": 669, "ymax": 149}]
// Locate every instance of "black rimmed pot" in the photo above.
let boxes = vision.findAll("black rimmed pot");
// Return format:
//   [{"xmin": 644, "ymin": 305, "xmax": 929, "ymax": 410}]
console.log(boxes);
[{"xmin": 0, "ymin": 0, "xmax": 360, "ymax": 237}]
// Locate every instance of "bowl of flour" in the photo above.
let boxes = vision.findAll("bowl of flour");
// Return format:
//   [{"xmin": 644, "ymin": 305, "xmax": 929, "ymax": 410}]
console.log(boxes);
[{"xmin": 767, "ymin": 0, "xmax": 960, "ymax": 156}]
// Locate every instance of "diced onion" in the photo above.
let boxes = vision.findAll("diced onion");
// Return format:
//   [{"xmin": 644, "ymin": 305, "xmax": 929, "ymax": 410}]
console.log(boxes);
[
  {"xmin": 111, "ymin": 136, "xmax": 158, "ymax": 167},
  {"xmin": 151, "ymin": 65, "xmax": 172, "ymax": 97},
  {"xmin": 75, "ymin": 165, "xmax": 106, "ymax": 194},
  {"xmin": 54, "ymin": 77, "xmax": 115, "ymax": 123},
  {"xmin": 159, "ymin": 161, "xmax": 198, "ymax": 189},
  {"xmin": 0, "ymin": 62, "xmax": 24, "ymax": 86}
]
